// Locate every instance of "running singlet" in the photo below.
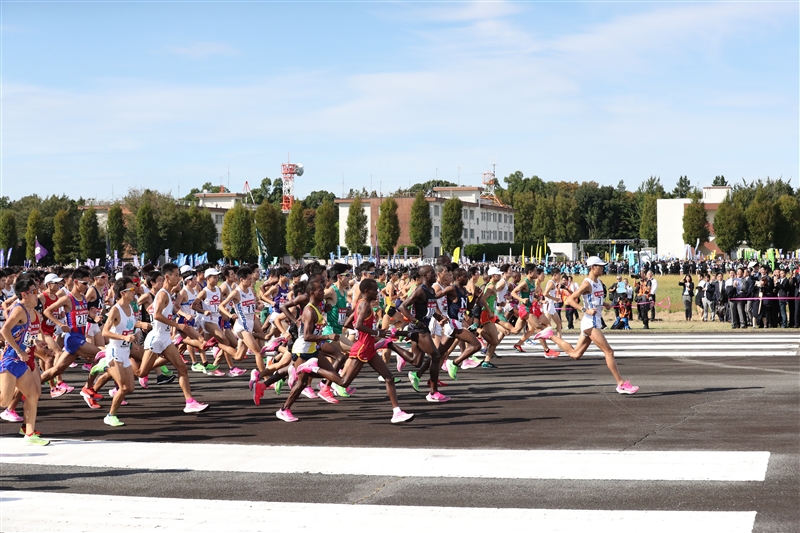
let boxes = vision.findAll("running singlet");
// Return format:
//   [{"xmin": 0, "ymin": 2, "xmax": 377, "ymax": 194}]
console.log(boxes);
[
  {"xmin": 412, "ymin": 285, "xmax": 437, "ymax": 322},
  {"xmin": 202, "ymin": 287, "xmax": 222, "ymax": 320},
  {"xmin": 292, "ymin": 303, "xmax": 325, "ymax": 355},
  {"xmin": 107, "ymin": 303, "xmax": 135, "ymax": 357},
  {"xmin": 448, "ymin": 286, "xmax": 468, "ymax": 322},
  {"xmin": 151, "ymin": 289, "xmax": 174, "ymax": 337},
  {"xmin": 180, "ymin": 286, "xmax": 198, "ymax": 323},
  {"xmin": 580, "ymin": 278, "xmax": 605, "ymax": 330},
  {"xmin": 273, "ymin": 284, "xmax": 290, "ymax": 310},
  {"xmin": 65, "ymin": 294, "xmax": 89, "ymax": 335},
  {"xmin": 23, "ymin": 308, "xmax": 41, "ymax": 356},
  {"xmin": 2, "ymin": 304, "xmax": 30, "ymax": 362},
  {"xmin": 41, "ymin": 291, "xmax": 62, "ymax": 336},
  {"xmin": 233, "ymin": 287, "xmax": 257, "ymax": 331},
  {"xmin": 350, "ymin": 299, "xmax": 376, "ymax": 361},
  {"xmin": 326, "ymin": 285, "xmax": 348, "ymax": 334}
]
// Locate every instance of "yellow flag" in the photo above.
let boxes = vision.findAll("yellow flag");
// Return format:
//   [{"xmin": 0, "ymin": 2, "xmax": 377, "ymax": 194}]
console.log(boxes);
[
  {"xmin": 521, "ymin": 245, "xmax": 526, "ymax": 267},
  {"xmin": 452, "ymin": 247, "xmax": 460, "ymax": 264}
]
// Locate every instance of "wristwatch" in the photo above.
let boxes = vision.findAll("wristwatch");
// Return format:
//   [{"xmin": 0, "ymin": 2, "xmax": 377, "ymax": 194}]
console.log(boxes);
[{"xmin": 581, "ymin": 307, "xmax": 586, "ymax": 312}]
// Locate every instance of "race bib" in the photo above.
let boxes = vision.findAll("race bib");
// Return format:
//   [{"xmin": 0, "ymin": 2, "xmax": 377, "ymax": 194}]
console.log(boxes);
[
  {"xmin": 338, "ymin": 309, "xmax": 347, "ymax": 325},
  {"xmin": 76, "ymin": 313, "xmax": 89, "ymax": 328}
]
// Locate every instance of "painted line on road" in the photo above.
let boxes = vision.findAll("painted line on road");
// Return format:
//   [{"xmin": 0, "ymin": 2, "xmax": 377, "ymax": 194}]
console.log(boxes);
[
  {"xmin": 0, "ymin": 438, "xmax": 770, "ymax": 481},
  {"xmin": 0, "ymin": 490, "xmax": 758, "ymax": 533},
  {"xmin": 489, "ymin": 350, "xmax": 798, "ymax": 357}
]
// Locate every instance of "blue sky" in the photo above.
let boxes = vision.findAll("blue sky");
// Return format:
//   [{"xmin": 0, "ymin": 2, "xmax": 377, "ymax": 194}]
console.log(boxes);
[{"xmin": 2, "ymin": 1, "xmax": 797, "ymax": 201}]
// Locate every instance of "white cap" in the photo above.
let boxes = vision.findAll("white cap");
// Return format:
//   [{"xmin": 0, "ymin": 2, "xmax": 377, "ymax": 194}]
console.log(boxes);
[
  {"xmin": 586, "ymin": 256, "xmax": 607, "ymax": 267},
  {"xmin": 204, "ymin": 268, "xmax": 221, "ymax": 277},
  {"xmin": 114, "ymin": 272, "xmax": 124, "ymax": 281},
  {"xmin": 300, "ymin": 273, "xmax": 309, "ymax": 282},
  {"xmin": 44, "ymin": 273, "xmax": 63, "ymax": 285},
  {"xmin": 487, "ymin": 266, "xmax": 502, "ymax": 276},
  {"xmin": 180, "ymin": 265, "xmax": 194, "ymax": 274}
]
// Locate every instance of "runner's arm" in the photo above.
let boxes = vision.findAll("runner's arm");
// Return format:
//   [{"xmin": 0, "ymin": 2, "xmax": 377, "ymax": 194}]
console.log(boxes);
[{"xmin": 44, "ymin": 295, "xmax": 72, "ymax": 332}]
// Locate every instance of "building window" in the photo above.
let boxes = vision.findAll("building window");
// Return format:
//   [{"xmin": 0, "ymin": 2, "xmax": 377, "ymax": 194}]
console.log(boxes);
[
  {"xmin": 493, "ymin": 231, "xmax": 497, "ymax": 240},
  {"xmin": 469, "ymin": 209, "xmax": 474, "ymax": 220},
  {"xmin": 504, "ymin": 231, "xmax": 508, "ymax": 241},
  {"xmin": 215, "ymin": 214, "xmax": 224, "ymax": 224},
  {"xmin": 492, "ymin": 213, "xmax": 497, "ymax": 222},
  {"xmin": 510, "ymin": 215, "xmax": 513, "ymax": 224},
  {"xmin": 434, "ymin": 247, "xmax": 440, "ymax": 256},
  {"xmin": 434, "ymin": 226, "xmax": 440, "ymax": 237},
  {"xmin": 470, "ymin": 229, "xmax": 474, "ymax": 239},
  {"xmin": 434, "ymin": 205, "xmax": 440, "ymax": 217},
  {"xmin": 463, "ymin": 228, "xmax": 468, "ymax": 239}
]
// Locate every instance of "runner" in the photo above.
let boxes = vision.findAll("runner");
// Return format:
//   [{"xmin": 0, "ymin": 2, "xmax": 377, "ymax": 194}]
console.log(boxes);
[
  {"xmin": 544, "ymin": 256, "xmax": 640, "ymax": 395},
  {"xmin": 510, "ymin": 266, "xmax": 558, "ymax": 357},
  {"xmin": 100, "ymin": 277, "xmax": 138, "ymax": 426},
  {"xmin": 435, "ymin": 268, "xmax": 481, "ymax": 379},
  {"xmin": 136, "ymin": 263, "xmax": 209, "ymax": 413},
  {"xmin": 0, "ymin": 277, "xmax": 49, "ymax": 445},
  {"xmin": 220, "ymin": 266, "xmax": 267, "ymax": 374}
]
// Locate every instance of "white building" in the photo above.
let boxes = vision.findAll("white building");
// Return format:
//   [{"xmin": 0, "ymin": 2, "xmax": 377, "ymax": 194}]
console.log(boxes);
[
  {"xmin": 656, "ymin": 186, "xmax": 731, "ymax": 258},
  {"xmin": 336, "ymin": 186, "xmax": 515, "ymax": 257},
  {"xmin": 194, "ymin": 191, "xmax": 256, "ymax": 250}
]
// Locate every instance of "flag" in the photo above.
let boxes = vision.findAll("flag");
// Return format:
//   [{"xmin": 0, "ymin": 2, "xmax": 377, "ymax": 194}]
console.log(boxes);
[
  {"xmin": 337, "ymin": 245, "xmax": 341, "ymax": 259},
  {"xmin": 452, "ymin": 247, "xmax": 461, "ymax": 264},
  {"xmin": 34, "ymin": 237, "xmax": 48, "ymax": 263},
  {"xmin": 106, "ymin": 231, "xmax": 111, "ymax": 261},
  {"xmin": 114, "ymin": 250, "xmax": 119, "ymax": 268},
  {"xmin": 329, "ymin": 252, "xmax": 335, "ymax": 264},
  {"xmin": 404, "ymin": 247, "xmax": 408, "ymax": 260},
  {"xmin": 543, "ymin": 235, "xmax": 547, "ymax": 260},
  {"xmin": 521, "ymin": 245, "xmax": 526, "ymax": 268},
  {"xmin": 140, "ymin": 253, "xmax": 145, "ymax": 266},
  {"xmin": 95, "ymin": 258, "xmax": 100, "ymax": 267},
  {"xmin": 7, "ymin": 248, "xmax": 12, "ymax": 265},
  {"xmin": 256, "ymin": 227, "xmax": 270, "ymax": 272},
  {"xmin": 165, "ymin": 249, "xmax": 171, "ymax": 264},
  {"xmin": 482, "ymin": 253, "xmax": 485, "ymax": 263},
  {"xmin": 375, "ymin": 232, "xmax": 381, "ymax": 266},
  {"xmin": 0, "ymin": 249, "xmax": 5, "ymax": 268}
]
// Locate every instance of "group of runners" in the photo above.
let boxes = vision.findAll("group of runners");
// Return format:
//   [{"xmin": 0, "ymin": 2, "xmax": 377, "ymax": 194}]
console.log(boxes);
[{"xmin": 0, "ymin": 254, "xmax": 638, "ymax": 446}]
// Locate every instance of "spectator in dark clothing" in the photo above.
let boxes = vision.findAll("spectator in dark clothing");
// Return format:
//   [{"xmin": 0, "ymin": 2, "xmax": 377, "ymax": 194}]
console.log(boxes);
[
  {"xmin": 753, "ymin": 266, "xmax": 774, "ymax": 328},
  {"xmin": 703, "ymin": 273, "xmax": 717, "ymax": 322},
  {"xmin": 775, "ymin": 269, "xmax": 790, "ymax": 328},
  {"xmin": 792, "ymin": 269, "xmax": 800, "ymax": 328},
  {"xmin": 678, "ymin": 274, "xmax": 695, "ymax": 321}
]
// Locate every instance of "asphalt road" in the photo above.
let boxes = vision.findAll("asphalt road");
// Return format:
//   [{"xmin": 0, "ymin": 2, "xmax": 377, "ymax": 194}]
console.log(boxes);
[{"xmin": 1, "ymin": 337, "xmax": 798, "ymax": 533}]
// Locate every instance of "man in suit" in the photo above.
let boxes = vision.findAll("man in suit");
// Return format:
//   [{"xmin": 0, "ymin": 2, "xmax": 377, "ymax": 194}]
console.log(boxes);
[{"xmin": 714, "ymin": 273, "xmax": 727, "ymax": 322}]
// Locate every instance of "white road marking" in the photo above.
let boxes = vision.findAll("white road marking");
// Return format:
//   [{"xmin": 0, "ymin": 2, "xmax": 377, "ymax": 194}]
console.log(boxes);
[
  {"xmin": 0, "ymin": 490, "xmax": 758, "ymax": 533},
  {"xmin": 0, "ymin": 438, "xmax": 770, "ymax": 481}
]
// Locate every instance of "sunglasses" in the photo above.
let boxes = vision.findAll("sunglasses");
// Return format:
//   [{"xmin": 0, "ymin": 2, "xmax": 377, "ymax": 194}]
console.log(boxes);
[
  {"xmin": 120, "ymin": 287, "xmax": 135, "ymax": 294},
  {"xmin": 76, "ymin": 280, "xmax": 90, "ymax": 286}
]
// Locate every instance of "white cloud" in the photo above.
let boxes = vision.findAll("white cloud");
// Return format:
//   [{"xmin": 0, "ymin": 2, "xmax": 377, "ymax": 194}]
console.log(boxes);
[{"xmin": 166, "ymin": 42, "xmax": 239, "ymax": 58}]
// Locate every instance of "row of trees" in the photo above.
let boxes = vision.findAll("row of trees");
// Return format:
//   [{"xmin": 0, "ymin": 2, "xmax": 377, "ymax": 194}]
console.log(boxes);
[{"xmin": 683, "ymin": 178, "xmax": 800, "ymax": 254}]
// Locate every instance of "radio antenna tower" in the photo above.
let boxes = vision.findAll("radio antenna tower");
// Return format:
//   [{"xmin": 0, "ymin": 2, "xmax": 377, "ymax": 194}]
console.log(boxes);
[
  {"xmin": 280, "ymin": 156, "xmax": 304, "ymax": 213},
  {"xmin": 480, "ymin": 163, "xmax": 503, "ymax": 206}
]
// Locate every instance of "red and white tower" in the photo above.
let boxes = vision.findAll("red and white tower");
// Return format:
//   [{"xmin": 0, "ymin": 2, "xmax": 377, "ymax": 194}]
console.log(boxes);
[
  {"xmin": 480, "ymin": 168, "xmax": 504, "ymax": 206},
  {"xmin": 280, "ymin": 158, "xmax": 304, "ymax": 213}
]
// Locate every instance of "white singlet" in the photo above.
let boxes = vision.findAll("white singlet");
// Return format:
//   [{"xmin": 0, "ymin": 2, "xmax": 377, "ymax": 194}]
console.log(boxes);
[
  {"xmin": 580, "ymin": 278, "xmax": 605, "ymax": 332},
  {"xmin": 233, "ymin": 287, "xmax": 257, "ymax": 334},
  {"xmin": 106, "ymin": 303, "xmax": 135, "ymax": 367}
]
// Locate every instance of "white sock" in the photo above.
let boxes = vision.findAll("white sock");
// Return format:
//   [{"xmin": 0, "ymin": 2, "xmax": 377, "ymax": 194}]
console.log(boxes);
[{"xmin": 393, "ymin": 407, "xmax": 401, "ymax": 414}]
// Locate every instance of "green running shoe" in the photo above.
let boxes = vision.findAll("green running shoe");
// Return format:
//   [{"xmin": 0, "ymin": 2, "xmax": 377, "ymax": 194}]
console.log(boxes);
[
  {"xmin": 90, "ymin": 359, "xmax": 108, "ymax": 376},
  {"xmin": 103, "ymin": 414, "xmax": 125, "ymax": 427},
  {"xmin": 275, "ymin": 379, "xmax": 284, "ymax": 395},
  {"xmin": 408, "ymin": 371, "xmax": 420, "ymax": 393},
  {"xmin": 446, "ymin": 359, "xmax": 458, "ymax": 381},
  {"xmin": 159, "ymin": 365, "xmax": 173, "ymax": 376},
  {"xmin": 191, "ymin": 362, "xmax": 205, "ymax": 372},
  {"xmin": 331, "ymin": 383, "xmax": 350, "ymax": 397},
  {"xmin": 24, "ymin": 433, "xmax": 50, "ymax": 446},
  {"xmin": 203, "ymin": 363, "xmax": 220, "ymax": 373}
]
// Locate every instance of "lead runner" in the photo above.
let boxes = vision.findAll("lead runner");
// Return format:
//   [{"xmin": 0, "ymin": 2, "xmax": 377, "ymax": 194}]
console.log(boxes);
[{"xmin": 539, "ymin": 256, "xmax": 639, "ymax": 395}]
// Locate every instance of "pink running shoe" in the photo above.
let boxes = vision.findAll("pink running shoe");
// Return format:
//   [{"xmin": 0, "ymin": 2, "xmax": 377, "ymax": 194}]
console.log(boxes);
[
  {"xmin": 0, "ymin": 408, "xmax": 23, "ymax": 422},
  {"xmin": 184, "ymin": 399, "xmax": 209, "ymax": 413},
  {"xmin": 58, "ymin": 382, "xmax": 74, "ymax": 393},
  {"xmin": 69, "ymin": 362, "xmax": 78, "ymax": 368},
  {"xmin": 172, "ymin": 335, "xmax": 184, "ymax": 346},
  {"xmin": 287, "ymin": 365, "xmax": 298, "ymax": 388},
  {"xmin": 301, "ymin": 387, "xmax": 318, "ymax": 399},
  {"xmin": 276, "ymin": 408, "xmax": 298, "ymax": 422},
  {"xmin": 94, "ymin": 351, "xmax": 106, "ymax": 362},
  {"xmin": 616, "ymin": 380, "xmax": 639, "ymax": 395},
  {"xmin": 391, "ymin": 410, "xmax": 415, "ymax": 424},
  {"xmin": 138, "ymin": 377, "xmax": 149, "ymax": 389},
  {"xmin": 318, "ymin": 385, "xmax": 339, "ymax": 404},
  {"xmin": 249, "ymin": 369, "xmax": 260, "ymax": 391},
  {"xmin": 543, "ymin": 349, "xmax": 560, "ymax": 358},
  {"xmin": 228, "ymin": 367, "xmax": 245, "ymax": 377},
  {"xmin": 426, "ymin": 391, "xmax": 450, "ymax": 403},
  {"xmin": 253, "ymin": 382, "xmax": 267, "ymax": 406},
  {"xmin": 297, "ymin": 358, "xmax": 319, "ymax": 375},
  {"xmin": 209, "ymin": 370, "xmax": 226, "ymax": 377},
  {"xmin": 533, "ymin": 326, "xmax": 555, "ymax": 341},
  {"xmin": 81, "ymin": 363, "xmax": 92, "ymax": 372},
  {"xmin": 441, "ymin": 360, "xmax": 448, "ymax": 371},
  {"xmin": 396, "ymin": 356, "xmax": 406, "ymax": 373},
  {"xmin": 374, "ymin": 338, "xmax": 392, "ymax": 350},
  {"xmin": 202, "ymin": 337, "xmax": 218, "ymax": 350},
  {"xmin": 50, "ymin": 387, "xmax": 66, "ymax": 398},
  {"xmin": 460, "ymin": 359, "xmax": 480, "ymax": 370},
  {"xmin": 265, "ymin": 337, "xmax": 286, "ymax": 352}
]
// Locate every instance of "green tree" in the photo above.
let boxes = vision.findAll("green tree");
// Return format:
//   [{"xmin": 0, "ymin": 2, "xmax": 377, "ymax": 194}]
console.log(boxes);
[
  {"xmin": 639, "ymin": 194, "xmax": 658, "ymax": 246},
  {"xmin": 531, "ymin": 195, "xmax": 556, "ymax": 242},
  {"xmin": 303, "ymin": 190, "xmax": 336, "ymax": 210},
  {"xmin": 25, "ymin": 208, "xmax": 43, "ymax": 261},
  {"xmin": 745, "ymin": 189, "xmax": 776, "ymax": 251},
  {"xmin": 158, "ymin": 202, "xmax": 191, "ymax": 254},
  {"xmin": 136, "ymin": 201, "xmax": 159, "ymax": 261},
  {"xmin": 377, "ymin": 197, "xmax": 400, "ymax": 255},
  {"xmin": 314, "ymin": 200, "xmax": 337, "ymax": 258},
  {"xmin": 574, "ymin": 182, "xmax": 614, "ymax": 239},
  {"xmin": 221, "ymin": 202, "xmax": 254, "ymax": 260},
  {"xmin": 441, "ymin": 197, "xmax": 464, "ymax": 255},
  {"xmin": 773, "ymin": 194, "xmax": 800, "ymax": 251},
  {"xmin": 409, "ymin": 191, "xmax": 432, "ymax": 257},
  {"xmin": 554, "ymin": 192, "xmax": 581, "ymax": 243},
  {"xmin": 712, "ymin": 175, "xmax": 728, "ymax": 186},
  {"xmin": 345, "ymin": 196, "xmax": 368, "ymax": 254},
  {"xmin": 0, "ymin": 211, "xmax": 18, "ymax": 253},
  {"xmin": 107, "ymin": 203, "xmax": 125, "ymax": 256},
  {"xmin": 53, "ymin": 209, "xmax": 73, "ymax": 263},
  {"xmin": 682, "ymin": 198, "xmax": 710, "ymax": 246},
  {"xmin": 672, "ymin": 175, "xmax": 693, "ymax": 198},
  {"xmin": 285, "ymin": 201, "xmax": 308, "ymax": 261},
  {"xmin": 513, "ymin": 191, "xmax": 536, "ymax": 244},
  {"xmin": 712, "ymin": 196, "xmax": 745, "ymax": 255},
  {"xmin": 254, "ymin": 202, "xmax": 286, "ymax": 258},
  {"xmin": 79, "ymin": 207, "xmax": 102, "ymax": 261}
]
